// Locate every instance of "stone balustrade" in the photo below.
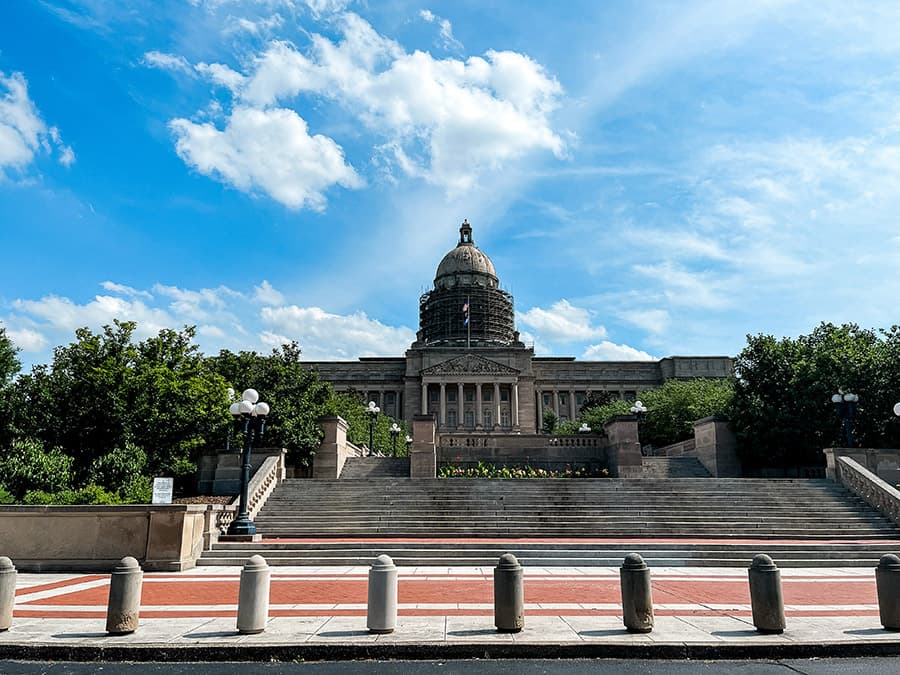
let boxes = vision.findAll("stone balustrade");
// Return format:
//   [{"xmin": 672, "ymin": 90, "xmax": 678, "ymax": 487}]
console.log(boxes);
[
  {"xmin": 235, "ymin": 451, "xmax": 286, "ymax": 521},
  {"xmin": 834, "ymin": 456, "xmax": 900, "ymax": 528}
]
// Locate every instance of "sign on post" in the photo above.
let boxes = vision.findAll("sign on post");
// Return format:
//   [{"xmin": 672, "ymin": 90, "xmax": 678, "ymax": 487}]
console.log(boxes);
[{"xmin": 151, "ymin": 477, "xmax": 174, "ymax": 505}]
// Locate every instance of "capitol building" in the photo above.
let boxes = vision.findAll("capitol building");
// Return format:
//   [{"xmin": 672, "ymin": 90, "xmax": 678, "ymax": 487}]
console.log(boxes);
[{"xmin": 307, "ymin": 220, "xmax": 732, "ymax": 434}]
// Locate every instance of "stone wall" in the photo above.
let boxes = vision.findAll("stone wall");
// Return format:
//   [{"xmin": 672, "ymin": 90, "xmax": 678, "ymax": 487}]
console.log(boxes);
[
  {"xmin": 0, "ymin": 505, "xmax": 208, "ymax": 572},
  {"xmin": 436, "ymin": 431, "xmax": 607, "ymax": 472},
  {"xmin": 693, "ymin": 417, "xmax": 742, "ymax": 478},
  {"xmin": 823, "ymin": 447, "xmax": 900, "ymax": 486}
]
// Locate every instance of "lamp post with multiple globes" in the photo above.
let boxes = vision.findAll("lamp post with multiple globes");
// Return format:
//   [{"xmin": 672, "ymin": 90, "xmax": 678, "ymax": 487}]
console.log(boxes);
[
  {"xmin": 366, "ymin": 401, "xmax": 380, "ymax": 454},
  {"xmin": 389, "ymin": 422, "xmax": 401, "ymax": 457},
  {"xmin": 227, "ymin": 388, "xmax": 269, "ymax": 536},
  {"xmin": 831, "ymin": 391, "xmax": 859, "ymax": 448}
]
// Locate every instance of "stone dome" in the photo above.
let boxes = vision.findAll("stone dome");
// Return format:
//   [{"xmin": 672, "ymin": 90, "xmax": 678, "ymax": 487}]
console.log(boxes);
[{"xmin": 434, "ymin": 219, "xmax": 498, "ymax": 288}]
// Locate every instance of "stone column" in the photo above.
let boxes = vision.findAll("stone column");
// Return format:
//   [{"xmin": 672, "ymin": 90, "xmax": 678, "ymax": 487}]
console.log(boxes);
[
  {"xmin": 512, "ymin": 383, "xmax": 520, "ymax": 429},
  {"xmin": 494, "ymin": 383, "xmax": 501, "ymax": 429},
  {"xmin": 439, "ymin": 382, "xmax": 447, "ymax": 428},
  {"xmin": 604, "ymin": 415, "xmax": 643, "ymax": 478},
  {"xmin": 569, "ymin": 389, "xmax": 576, "ymax": 421},
  {"xmin": 535, "ymin": 388, "xmax": 543, "ymax": 430},
  {"xmin": 476, "ymin": 381, "xmax": 483, "ymax": 429},
  {"xmin": 411, "ymin": 414, "xmax": 437, "ymax": 478},
  {"xmin": 553, "ymin": 390, "xmax": 559, "ymax": 416},
  {"xmin": 457, "ymin": 382, "xmax": 464, "ymax": 429},
  {"xmin": 421, "ymin": 382, "xmax": 428, "ymax": 415},
  {"xmin": 313, "ymin": 416, "xmax": 350, "ymax": 479}
]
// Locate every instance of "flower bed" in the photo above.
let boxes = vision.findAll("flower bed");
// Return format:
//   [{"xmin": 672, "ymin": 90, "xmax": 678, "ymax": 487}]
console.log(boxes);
[{"xmin": 438, "ymin": 462, "xmax": 609, "ymax": 479}]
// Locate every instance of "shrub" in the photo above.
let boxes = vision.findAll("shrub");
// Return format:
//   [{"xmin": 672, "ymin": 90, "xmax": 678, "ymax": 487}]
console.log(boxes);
[
  {"xmin": 0, "ymin": 438, "xmax": 74, "ymax": 498},
  {"xmin": 119, "ymin": 475, "xmax": 152, "ymax": 504},
  {"xmin": 438, "ymin": 462, "xmax": 608, "ymax": 479},
  {"xmin": 89, "ymin": 443, "xmax": 147, "ymax": 493},
  {"xmin": 0, "ymin": 484, "xmax": 15, "ymax": 504}
]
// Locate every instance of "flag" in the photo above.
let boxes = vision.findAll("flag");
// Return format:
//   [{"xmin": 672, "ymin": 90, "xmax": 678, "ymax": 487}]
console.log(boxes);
[{"xmin": 462, "ymin": 301, "xmax": 469, "ymax": 326}]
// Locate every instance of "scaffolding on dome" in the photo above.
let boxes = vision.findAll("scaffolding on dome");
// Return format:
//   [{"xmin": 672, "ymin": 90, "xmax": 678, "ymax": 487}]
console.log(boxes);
[{"xmin": 419, "ymin": 285, "xmax": 516, "ymax": 347}]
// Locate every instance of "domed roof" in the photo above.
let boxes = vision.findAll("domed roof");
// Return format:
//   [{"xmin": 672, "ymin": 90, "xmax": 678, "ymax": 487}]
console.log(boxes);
[{"xmin": 434, "ymin": 220, "xmax": 497, "ymax": 281}]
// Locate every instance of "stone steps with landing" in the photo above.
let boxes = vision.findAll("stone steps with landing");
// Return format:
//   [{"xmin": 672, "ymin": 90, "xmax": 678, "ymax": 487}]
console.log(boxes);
[
  {"xmin": 641, "ymin": 456, "xmax": 711, "ymax": 478},
  {"xmin": 338, "ymin": 456, "xmax": 410, "ymax": 479}
]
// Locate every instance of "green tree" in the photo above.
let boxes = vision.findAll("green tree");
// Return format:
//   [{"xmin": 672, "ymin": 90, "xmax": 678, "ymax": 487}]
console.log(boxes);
[
  {"xmin": 330, "ymin": 392, "xmax": 409, "ymax": 455},
  {"xmin": 542, "ymin": 408, "xmax": 558, "ymax": 434},
  {"xmin": 0, "ymin": 323, "xmax": 21, "ymax": 448},
  {"xmin": 0, "ymin": 438, "xmax": 74, "ymax": 498},
  {"xmin": 638, "ymin": 379, "xmax": 734, "ymax": 448},
  {"xmin": 209, "ymin": 342, "xmax": 334, "ymax": 466},
  {"xmin": 13, "ymin": 321, "xmax": 230, "ymax": 483},
  {"xmin": 730, "ymin": 322, "xmax": 900, "ymax": 469},
  {"xmin": 580, "ymin": 399, "xmax": 632, "ymax": 433}
]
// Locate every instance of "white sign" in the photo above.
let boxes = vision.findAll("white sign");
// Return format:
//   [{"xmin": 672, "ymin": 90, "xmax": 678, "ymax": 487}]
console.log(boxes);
[{"xmin": 152, "ymin": 477, "xmax": 174, "ymax": 505}]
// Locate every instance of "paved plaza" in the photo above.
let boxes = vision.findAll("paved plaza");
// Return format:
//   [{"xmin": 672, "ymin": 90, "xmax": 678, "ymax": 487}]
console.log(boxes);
[{"xmin": 3, "ymin": 558, "xmax": 900, "ymax": 660}]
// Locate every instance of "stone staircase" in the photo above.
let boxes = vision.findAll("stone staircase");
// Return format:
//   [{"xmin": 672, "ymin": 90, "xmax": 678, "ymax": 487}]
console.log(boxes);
[
  {"xmin": 641, "ymin": 457, "xmax": 710, "ymax": 478},
  {"xmin": 339, "ymin": 457, "xmax": 410, "ymax": 478},
  {"xmin": 198, "ymin": 478, "xmax": 900, "ymax": 567}
]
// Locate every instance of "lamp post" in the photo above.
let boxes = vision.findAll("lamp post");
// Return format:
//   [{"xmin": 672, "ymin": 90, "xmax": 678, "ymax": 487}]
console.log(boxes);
[
  {"xmin": 630, "ymin": 400, "xmax": 648, "ymax": 421},
  {"xmin": 578, "ymin": 422, "xmax": 592, "ymax": 434},
  {"xmin": 405, "ymin": 434, "xmax": 413, "ymax": 454},
  {"xmin": 227, "ymin": 388, "xmax": 269, "ymax": 536},
  {"xmin": 895, "ymin": 402, "xmax": 900, "ymax": 418},
  {"xmin": 831, "ymin": 391, "xmax": 859, "ymax": 448},
  {"xmin": 389, "ymin": 423, "xmax": 401, "ymax": 457},
  {"xmin": 366, "ymin": 401, "xmax": 380, "ymax": 455}
]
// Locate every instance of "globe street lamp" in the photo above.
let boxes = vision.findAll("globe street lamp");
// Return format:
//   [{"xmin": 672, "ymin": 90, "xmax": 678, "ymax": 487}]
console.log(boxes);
[
  {"xmin": 227, "ymin": 388, "xmax": 269, "ymax": 536},
  {"xmin": 366, "ymin": 401, "xmax": 380, "ymax": 454},
  {"xmin": 831, "ymin": 391, "xmax": 859, "ymax": 448},
  {"xmin": 389, "ymin": 422, "xmax": 401, "ymax": 456},
  {"xmin": 895, "ymin": 402, "xmax": 900, "ymax": 417},
  {"xmin": 630, "ymin": 400, "xmax": 648, "ymax": 420},
  {"xmin": 578, "ymin": 422, "xmax": 592, "ymax": 433},
  {"xmin": 405, "ymin": 434, "xmax": 413, "ymax": 454}
]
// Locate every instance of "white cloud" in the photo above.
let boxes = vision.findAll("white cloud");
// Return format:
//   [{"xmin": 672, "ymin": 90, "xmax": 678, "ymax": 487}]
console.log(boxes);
[
  {"xmin": 253, "ymin": 280, "xmax": 284, "ymax": 305},
  {"xmin": 517, "ymin": 299, "xmax": 607, "ymax": 343},
  {"xmin": 619, "ymin": 309, "xmax": 670, "ymax": 335},
  {"xmin": 0, "ymin": 71, "xmax": 73, "ymax": 174},
  {"xmin": 232, "ymin": 13, "xmax": 563, "ymax": 192},
  {"xmin": 418, "ymin": 8, "xmax": 463, "ymax": 52},
  {"xmin": 170, "ymin": 106, "xmax": 362, "ymax": 210},
  {"xmin": 101, "ymin": 281, "xmax": 154, "ymax": 299},
  {"xmin": 582, "ymin": 341, "xmax": 656, "ymax": 361},
  {"xmin": 195, "ymin": 62, "xmax": 246, "ymax": 92},
  {"xmin": 143, "ymin": 50, "xmax": 194, "ymax": 74},
  {"xmin": 632, "ymin": 262, "xmax": 730, "ymax": 310},
  {"xmin": 260, "ymin": 305, "xmax": 416, "ymax": 359},
  {"xmin": 7, "ymin": 328, "xmax": 48, "ymax": 353}
]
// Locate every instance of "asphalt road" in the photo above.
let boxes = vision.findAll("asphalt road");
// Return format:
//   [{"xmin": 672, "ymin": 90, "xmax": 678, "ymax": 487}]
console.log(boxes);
[{"xmin": 2, "ymin": 660, "xmax": 900, "ymax": 674}]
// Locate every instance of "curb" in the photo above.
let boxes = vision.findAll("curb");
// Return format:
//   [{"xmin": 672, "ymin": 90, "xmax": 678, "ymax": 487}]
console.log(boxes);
[{"xmin": 2, "ymin": 640, "xmax": 900, "ymax": 662}]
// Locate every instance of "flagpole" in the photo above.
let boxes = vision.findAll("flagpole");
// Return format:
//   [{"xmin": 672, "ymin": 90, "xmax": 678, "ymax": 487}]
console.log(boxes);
[{"xmin": 467, "ymin": 294, "xmax": 471, "ymax": 350}]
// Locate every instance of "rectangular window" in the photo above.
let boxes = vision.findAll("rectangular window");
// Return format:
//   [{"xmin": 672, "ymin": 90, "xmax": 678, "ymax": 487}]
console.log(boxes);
[
  {"xmin": 501, "ymin": 410, "xmax": 510, "ymax": 426},
  {"xmin": 542, "ymin": 393, "xmax": 551, "ymax": 406},
  {"xmin": 625, "ymin": 391, "xmax": 636, "ymax": 400},
  {"xmin": 484, "ymin": 389, "xmax": 492, "ymax": 402},
  {"xmin": 559, "ymin": 393, "xmax": 568, "ymax": 406},
  {"xmin": 575, "ymin": 392, "xmax": 585, "ymax": 407},
  {"xmin": 465, "ymin": 390, "xmax": 474, "ymax": 401},
  {"xmin": 484, "ymin": 410, "xmax": 492, "ymax": 427},
  {"xmin": 448, "ymin": 390, "xmax": 457, "ymax": 402},
  {"xmin": 448, "ymin": 409, "xmax": 457, "ymax": 427},
  {"xmin": 464, "ymin": 411, "xmax": 474, "ymax": 427},
  {"xmin": 430, "ymin": 389, "xmax": 439, "ymax": 403},
  {"xmin": 501, "ymin": 389, "xmax": 509, "ymax": 402}
]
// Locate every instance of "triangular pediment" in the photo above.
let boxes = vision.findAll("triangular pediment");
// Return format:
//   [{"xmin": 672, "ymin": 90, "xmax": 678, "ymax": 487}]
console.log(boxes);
[{"xmin": 421, "ymin": 354, "xmax": 519, "ymax": 376}]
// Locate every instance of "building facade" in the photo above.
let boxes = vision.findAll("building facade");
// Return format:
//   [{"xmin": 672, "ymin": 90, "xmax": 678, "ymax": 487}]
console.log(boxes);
[{"xmin": 307, "ymin": 221, "xmax": 733, "ymax": 433}]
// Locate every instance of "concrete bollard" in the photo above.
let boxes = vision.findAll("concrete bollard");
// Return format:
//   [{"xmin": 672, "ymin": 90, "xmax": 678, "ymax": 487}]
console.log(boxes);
[
  {"xmin": 0, "ymin": 557, "xmax": 16, "ymax": 631},
  {"xmin": 237, "ymin": 555, "xmax": 271, "ymax": 634},
  {"xmin": 875, "ymin": 553, "xmax": 900, "ymax": 630},
  {"xmin": 620, "ymin": 553, "xmax": 654, "ymax": 633},
  {"xmin": 106, "ymin": 556, "xmax": 143, "ymax": 635},
  {"xmin": 367, "ymin": 554, "xmax": 398, "ymax": 634},
  {"xmin": 748, "ymin": 554, "xmax": 785, "ymax": 634},
  {"xmin": 494, "ymin": 553, "xmax": 524, "ymax": 633}
]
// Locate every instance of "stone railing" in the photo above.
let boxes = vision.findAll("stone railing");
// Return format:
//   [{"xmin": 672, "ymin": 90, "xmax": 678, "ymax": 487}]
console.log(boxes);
[
  {"xmin": 835, "ymin": 456, "xmax": 900, "ymax": 528},
  {"xmin": 231, "ymin": 450, "xmax": 287, "ymax": 520},
  {"xmin": 440, "ymin": 434, "xmax": 602, "ymax": 448},
  {"xmin": 203, "ymin": 504, "xmax": 237, "ymax": 549},
  {"xmin": 646, "ymin": 438, "xmax": 696, "ymax": 457}
]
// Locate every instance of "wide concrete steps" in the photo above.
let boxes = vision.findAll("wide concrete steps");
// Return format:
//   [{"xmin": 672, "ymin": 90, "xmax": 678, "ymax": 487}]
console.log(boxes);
[
  {"xmin": 197, "ymin": 477, "xmax": 900, "ymax": 567},
  {"xmin": 199, "ymin": 541, "xmax": 900, "ymax": 568},
  {"xmin": 641, "ymin": 456, "xmax": 710, "ymax": 478},
  {"xmin": 339, "ymin": 457, "xmax": 410, "ymax": 479}
]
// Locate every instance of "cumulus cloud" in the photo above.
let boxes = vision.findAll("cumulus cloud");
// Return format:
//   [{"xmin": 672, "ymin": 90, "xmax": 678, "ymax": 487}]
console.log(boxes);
[
  {"xmin": 582, "ymin": 341, "xmax": 656, "ymax": 361},
  {"xmin": 170, "ymin": 106, "xmax": 362, "ymax": 210},
  {"xmin": 6, "ymin": 328, "xmax": 49, "ymax": 353},
  {"xmin": 619, "ymin": 308, "xmax": 670, "ymax": 335},
  {"xmin": 172, "ymin": 11, "xmax": 564, "ymax": 199},
  {"xmin": 253, "ymin": 280, "xmax": 284, "ymax": 305},
  {"xmin": 4, "ymin": 279, "xmax": 417, "ymax": 367},
  {"xmin": 260, "ymin": 305, "xmax": 416, "ymax": 359},
  {"xmin": 0, "ymin": 71, "xmax": 74, "ymax": 175},
  {"xmin": 517, "ymin": 299, "xmax": 606, "ymax": 343}
]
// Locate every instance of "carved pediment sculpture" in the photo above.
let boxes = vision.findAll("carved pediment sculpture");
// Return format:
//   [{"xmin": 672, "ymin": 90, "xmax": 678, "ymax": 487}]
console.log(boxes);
[{"xmin": 421, "ymin": 353, "xmax": 519, "ymax": 376}]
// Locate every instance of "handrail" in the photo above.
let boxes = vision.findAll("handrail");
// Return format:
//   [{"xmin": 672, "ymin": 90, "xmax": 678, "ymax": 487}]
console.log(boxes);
[
  {"xmin": 835, "ymin": 456, "xmax": 900, "ymax": 528},
  {"xmin": 230, "ymin": 452, "xmax": 286, "ymax": 520}
]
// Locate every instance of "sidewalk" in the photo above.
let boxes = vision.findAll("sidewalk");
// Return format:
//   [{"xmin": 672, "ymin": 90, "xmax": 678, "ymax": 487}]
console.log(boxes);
[{"xmin": 3, "ymin": 565, "xmax": 900, "ymax": 661}]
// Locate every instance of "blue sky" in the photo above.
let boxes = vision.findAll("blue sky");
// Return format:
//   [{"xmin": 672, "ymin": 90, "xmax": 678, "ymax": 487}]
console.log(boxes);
[{"xmin": 2, "ymin": 1, "xmax": 900, "ymax": 369}]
